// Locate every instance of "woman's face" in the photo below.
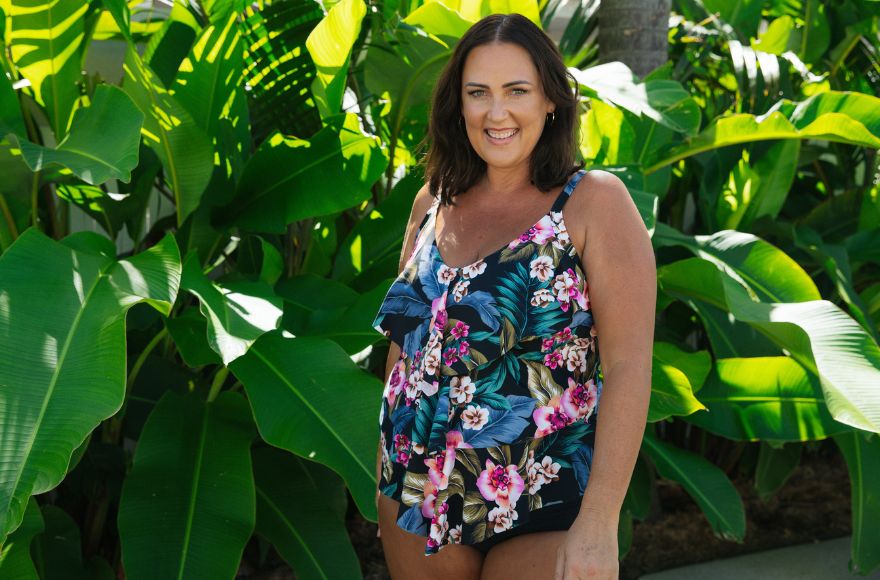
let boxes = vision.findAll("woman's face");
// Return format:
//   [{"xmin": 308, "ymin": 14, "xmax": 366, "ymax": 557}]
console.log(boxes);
[{"xmin": 460, "ymin": 41, "xmax": 555, "ymax": 173}]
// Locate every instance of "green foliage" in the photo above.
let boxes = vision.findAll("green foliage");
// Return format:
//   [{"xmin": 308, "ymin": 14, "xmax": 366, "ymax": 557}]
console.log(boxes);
[{"xmin": 0, "ymin": 0, "xmax": 878, "ymax": 576}]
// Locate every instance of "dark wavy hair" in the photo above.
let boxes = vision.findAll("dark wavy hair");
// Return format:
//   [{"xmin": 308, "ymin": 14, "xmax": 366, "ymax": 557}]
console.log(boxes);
[{"xmin": 422, "ymin": 13, "xmax": 583, "ymax": 206}]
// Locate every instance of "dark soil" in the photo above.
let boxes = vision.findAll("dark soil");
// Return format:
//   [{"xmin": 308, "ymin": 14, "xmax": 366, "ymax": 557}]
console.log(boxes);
[{"xmin": 344, "ymin": 443, "xmax": 852, "ymax": 579}]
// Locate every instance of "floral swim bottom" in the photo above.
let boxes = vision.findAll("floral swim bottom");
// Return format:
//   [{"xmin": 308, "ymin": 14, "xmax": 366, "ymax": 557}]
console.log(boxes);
[{"xmin": 470, "ymin": 499, "xmax": 581, "ymax": 554}]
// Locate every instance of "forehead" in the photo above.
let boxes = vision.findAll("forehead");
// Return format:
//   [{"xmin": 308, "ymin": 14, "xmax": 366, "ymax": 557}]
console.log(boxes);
[{"xmin": 461, "ymin": 42, "xmax": 539, "ymax": 85}]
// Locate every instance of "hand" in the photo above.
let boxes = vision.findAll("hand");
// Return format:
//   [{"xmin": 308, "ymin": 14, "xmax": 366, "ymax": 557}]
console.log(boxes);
[{"xmin": 554, "ymin": 514, "xmax": 619, "ymax": 579}]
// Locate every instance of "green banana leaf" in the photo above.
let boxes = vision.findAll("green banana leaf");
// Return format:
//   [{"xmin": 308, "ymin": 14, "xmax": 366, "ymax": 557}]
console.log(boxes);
[
  {"xmin": 216, "ymin": 113, "xmax": 387, "ymax": 233},
  {"xmin": 6, "ymin": 0, "xmax": 85, "ymax": 138},
  {"xmin": 754, "ymin": 441, "xmax": 802, "ymax": 501},
  {"xmin": 684, "ymin": 356, "xmax": 850, "ymax": 442},
  {"xmin": 833, "ymin": 430, "xmax": 880, "ymax": 575},
  {"xmin": 121, "ymin": 44, "xmax": 214, "ymax": 226},
  {"xmin": 180, "ymin": 252, "xmax": 283, "ymax": 365},
  {"xmin": 229, "ymin": 332, "xmax": 383, "ymax": 521},
  {"xmin": 7, "ymin": 85, "xmax": 144, "ymax": 185},
  {"xmin": 31, "ymin": 505, "xmax": 114, "ymax": 580},
  {"xmin": 658, "ymin": 257, "xmax": 880, "ymax": 434},
  {"xmin": 642, "ymin": 430, "xmax": 746, "ymax": 541},
  {"xmin": 0, "ymin": 229, "xmax": 180, "ymax": 540},
  {"xmin": 306, "ymin": 0, "xmax": 366, "ymax": 119},
  {"xmin": 117, "ymin": 391, "xmax": 255, "ymax": 580},
  {"xmin": 253, "ymin": 447, "xmax": 362, "ymax": 579},
  {"xmin": 0, "ymin": 497, "xmax": 42, "ymax": 579},
  {"xmin": 646, "ymin": 91, "xmax": 880, "ymax": 173}
]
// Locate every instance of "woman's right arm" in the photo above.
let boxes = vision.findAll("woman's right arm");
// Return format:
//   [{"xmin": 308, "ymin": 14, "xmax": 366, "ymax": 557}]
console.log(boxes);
[{"xmin": 375, "ymin": 185, "xmax": 435, "ymax": 509}]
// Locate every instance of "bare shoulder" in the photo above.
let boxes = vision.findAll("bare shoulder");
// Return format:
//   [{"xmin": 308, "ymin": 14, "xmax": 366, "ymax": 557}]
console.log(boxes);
[
  {"xmin": 397, "ymin": 182, "xmax": 437, "ymax": 273},
  {"xmin": 566, "ymin": 169, "xmax": 642, "ymax": 262}
]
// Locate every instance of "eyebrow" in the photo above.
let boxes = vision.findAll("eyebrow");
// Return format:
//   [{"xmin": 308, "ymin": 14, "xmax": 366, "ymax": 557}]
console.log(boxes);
[{"xmin": 464, "ymin": 80, "xmax": 533, "ymax": 88}]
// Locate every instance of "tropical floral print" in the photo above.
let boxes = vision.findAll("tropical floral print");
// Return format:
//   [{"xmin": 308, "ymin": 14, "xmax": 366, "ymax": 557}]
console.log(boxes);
[{"xmin": 372, "ymin": 170, "xmax": 603, "ymax": 556}]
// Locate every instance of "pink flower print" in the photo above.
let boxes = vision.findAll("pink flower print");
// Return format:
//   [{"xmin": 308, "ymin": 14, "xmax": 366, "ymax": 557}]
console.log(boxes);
[
  {"xmin": 384, "ymin": 359, "xmax": 406, "ymax": 404},
  {"xmin": 541, "ymin": 338, "xmax": 555, "ymax": 352},
  {"xmin": 393, "ymin": 433, "xmax": 411, "ymax": 467},
  {"xmin": 529, "ymin": 255, "xmax": 555, "ymax": 281},
  {"xmin": 451, "ymin": 321, "xmax": 470, "ymax": 339},
  {"xmin": 431, "ymin": 292, "xmax": 448, "ymax": 330},
  {"xmin": 487, "ymin": 505, "xmax": 519, "ymax": 532},
  {"xmin": 437, "ymin": 264, "xmax": 458, "ymax": 285},
  {"xmin": 425, "ymin": 449, "xmax": 450, "ymax": 489},
  {"xmin": 462, "ymin": 260, "xmax": 487, "ymax": 279},
  {"xmin": 532, "ymin": 215, "xmax": 556, "ymax": 244},
  {"xmin": 450, "ymin": 376, "xmax": 476, "ymax": 405},
  {"xmin": 443, "ymin": 347, "xmax": 459, "ymax": 366},
  {"xmin": 421, "ymin": 479, "xmax": 438, "ymax": 518},
  {"xmin": 461, "ymin": 404, "xmax": 489, "ymax": 430},
  {"xmin": 544, "ymin": 351, "xmax": 563, "ymax": 369},
  {"xmin": 533, "ymin": 395, "xmax": 573, "ymax": 437},
  {"xmin": 561, "ymin": 377, "xmax": 598, "ymax": 422},
  {"xmin": 445, "ymin": 429, "xmax": 472, "ymax": 449},
  {"xmin": 429, "ymin": 500, "xmax": 450, "ymax": 546},
  {"xmin": 458, "ymin": 340, "xmax": 470, "ymax": 356},
  {"xmin": 530, "ymin": 288, "xmax": 555, "ymax": 308},
  {"xmin": 553, "ymin": 327, "xmax": 573, "ymax": 344},
  {"xmin": 476, "ymin": 458, "xmax": 525, "ymax": 508},
  {"xmin": 579, "ymin": 279, "xmax": 591, "ymax": 310}
]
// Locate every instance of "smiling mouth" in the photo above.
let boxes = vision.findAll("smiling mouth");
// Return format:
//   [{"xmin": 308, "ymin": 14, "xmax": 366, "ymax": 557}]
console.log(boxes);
[{"xmin": 485, "ymin": 128, "xmax": 519, "ymax": 141}]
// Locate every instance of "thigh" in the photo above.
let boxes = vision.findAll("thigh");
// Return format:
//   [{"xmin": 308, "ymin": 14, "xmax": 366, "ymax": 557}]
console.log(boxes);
[
  {"xmin": 379, "ymin": 493, "xmax": 485, "ymax": 580},
  {"xmin": 479, "ymin": 530, "xmax": 568, "ymax": 580}
]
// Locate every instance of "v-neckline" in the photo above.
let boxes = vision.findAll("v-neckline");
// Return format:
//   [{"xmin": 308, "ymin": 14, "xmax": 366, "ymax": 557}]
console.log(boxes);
[{"xmin": 431, "ymin": 171, "xmax": 582, "ymax": 271}]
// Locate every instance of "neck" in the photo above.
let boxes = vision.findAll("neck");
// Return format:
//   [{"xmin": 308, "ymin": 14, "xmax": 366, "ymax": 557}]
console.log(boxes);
[{"xmin": 478, "ymin": 164, "xmax": 532, "ymax": 201}]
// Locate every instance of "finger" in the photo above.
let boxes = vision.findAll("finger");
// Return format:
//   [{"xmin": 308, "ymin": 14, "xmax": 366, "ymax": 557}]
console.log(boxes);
[{"xmin": 555, "ymin": 550, "xmax": 565, "ymax": 580}]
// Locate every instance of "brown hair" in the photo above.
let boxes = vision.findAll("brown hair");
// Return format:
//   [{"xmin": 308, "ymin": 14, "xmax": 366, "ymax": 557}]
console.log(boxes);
[{"xmin": 422, "ymin": 13, "xmax": 583, "ymax": 206}]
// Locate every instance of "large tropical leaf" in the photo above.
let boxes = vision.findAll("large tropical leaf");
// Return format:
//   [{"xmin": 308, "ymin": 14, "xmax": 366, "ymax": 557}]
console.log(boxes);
[
  {"xmin": 120, "ymin": 45, "xmax": 213, "ymax": 225},
  {"xmin": 0, "ymin": 229, "xmax": 181, "ymax": 540},
  {"xmin": 0, "ymin": 497, "xmax": 42, "ymax": 579},
  {"xmin": 6, "ymin": 0, "xmax": 87, "ymax": 138},
  {"xmin": 641, "ymin": 430, "xmax": 746, "ymax": 541},
  {"xmin": 658, "ymin": 256, "xmax": 880, "ymax": 433},
  {"xmin": 684, "ymin": 357, "xmax": 850, "ymax": 442},
  {"xmin": 253, "ymin": 447, "xmax": 362, "ymax": 579},
  {"xmin": 646, "ymin": 91, "xmax": 880, "ymax": 173},
  {"xmin": 6, "ymin": 85, "xmax": 143, "ymax": 185},
  {"xmin": 241, "ymin": 0, "xmax": 324, "ymax": 142},
  {"xmin": 215, "ymin": 113, "xmax": 387, "ymax": 233},
  {"xmin": 117, "ymin": 391, "xmax": 255, "ymax": 580},
  {"xmin": 228, "ymin": 332, "xmax": 382, "ymax": 521},
  {"xmin": 180, "ymin": 252, "xmax": 283, "ymax": 365},
  {"xmin": 833, "ymin": 430, "xmax": 880, "ymax": 575},
  {"xmin": 306, "ymin": 0, "xmax": 366, "ymax": 119}
]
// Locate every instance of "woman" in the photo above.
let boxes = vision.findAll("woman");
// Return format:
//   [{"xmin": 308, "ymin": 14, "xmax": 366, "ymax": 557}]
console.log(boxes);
[{"xmin": 371, "ymin": 13, "xmax": 655, "ymax": 580}]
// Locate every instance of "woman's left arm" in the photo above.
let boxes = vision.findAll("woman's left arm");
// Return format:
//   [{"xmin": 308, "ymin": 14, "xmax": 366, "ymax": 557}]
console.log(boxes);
[{"xmin": 556, "ymin": 170, "xmax": 657, "ymax": 580}]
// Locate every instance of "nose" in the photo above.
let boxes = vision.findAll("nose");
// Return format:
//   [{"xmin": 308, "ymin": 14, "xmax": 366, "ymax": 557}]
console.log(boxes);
[{"xmin": 487, "ymin": 97, "xmax": 508, "ymax": 122}]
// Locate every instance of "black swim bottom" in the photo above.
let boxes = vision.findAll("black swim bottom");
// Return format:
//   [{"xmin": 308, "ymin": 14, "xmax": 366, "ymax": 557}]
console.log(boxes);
[{"xmin": 470, "ymin": 500, "xmax": 581, "ymax": 554}]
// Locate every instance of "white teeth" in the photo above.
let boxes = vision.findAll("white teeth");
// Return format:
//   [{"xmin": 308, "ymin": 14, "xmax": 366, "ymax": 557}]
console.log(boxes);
[{"xmin": 487, "ymin": 129, "xmax": 518, "ymax": 139}]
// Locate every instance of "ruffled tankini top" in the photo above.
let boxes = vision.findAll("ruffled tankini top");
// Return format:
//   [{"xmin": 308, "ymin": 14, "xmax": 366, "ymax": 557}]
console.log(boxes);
[{"xmin": 371, "ymin": 169, "xmax": 602, "ymax": 556}]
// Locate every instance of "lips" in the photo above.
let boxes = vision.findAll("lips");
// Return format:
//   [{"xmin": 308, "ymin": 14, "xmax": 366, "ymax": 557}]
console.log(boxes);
[{"xmin": 485, "ymin": 128, "xmax": 519, "ymax": 142}]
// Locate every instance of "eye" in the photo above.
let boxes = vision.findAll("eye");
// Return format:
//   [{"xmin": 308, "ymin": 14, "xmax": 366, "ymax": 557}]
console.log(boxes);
[
  {"xmin": 467, "ymin": 89, "xmax": 486, "ymax": 98},
  {"xmin": 511, "ymin": 88, "xmax": 528, "ymax": 95}
]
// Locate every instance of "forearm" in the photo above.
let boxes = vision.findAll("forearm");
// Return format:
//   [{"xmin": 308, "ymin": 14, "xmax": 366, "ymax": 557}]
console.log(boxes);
[{"xmin": 577, "ymin": 361, "xmax": 651, "ymax": 526}]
